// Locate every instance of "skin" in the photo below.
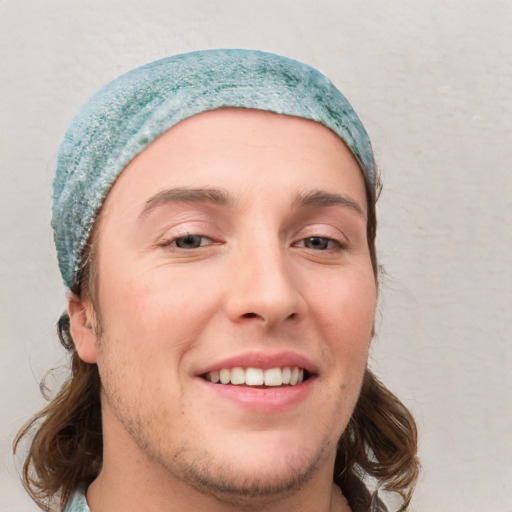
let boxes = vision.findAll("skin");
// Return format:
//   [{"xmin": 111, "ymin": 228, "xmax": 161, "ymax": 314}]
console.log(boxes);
[{"xmin": 69, "ymin": 109, "xmax": 377, "ymax": 512}]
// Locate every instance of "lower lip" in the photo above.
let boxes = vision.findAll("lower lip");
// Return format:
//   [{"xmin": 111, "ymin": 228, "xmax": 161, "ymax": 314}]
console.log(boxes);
[{"xmin": 199, "ymin": 377, "xmax": 315, "ymax": 413}]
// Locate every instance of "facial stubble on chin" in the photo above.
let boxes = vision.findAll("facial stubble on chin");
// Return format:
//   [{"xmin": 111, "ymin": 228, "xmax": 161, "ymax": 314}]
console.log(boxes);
[
  {"xmin": 175, "ymin": 440, "xmax": 330, "ymax": 504},
  {"xmin": 110, "ymin": 399, "xmax": 333, "ymax": 507}
]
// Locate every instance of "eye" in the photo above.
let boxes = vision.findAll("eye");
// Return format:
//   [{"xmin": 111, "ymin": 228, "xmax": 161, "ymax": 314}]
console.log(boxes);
[
  {"xmin": 298, "ymin": 236, "xmax": 343, "ymax": 251},
  {"xmin": 169, "ymin": 234, "xmax": 212, "ymax": 249}
]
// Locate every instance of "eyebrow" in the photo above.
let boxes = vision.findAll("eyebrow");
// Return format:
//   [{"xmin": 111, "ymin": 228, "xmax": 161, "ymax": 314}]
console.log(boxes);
[
  {"xmin": 139, "ymin": 187, "xmax": 234, "ymax": 219},
  {"xmin": 292, "ymin": 189, "xmax": 366, "ymax": 219},
  {"xmin": 139, "ymin": 186, "xmax": 365, "ymax": 220}
]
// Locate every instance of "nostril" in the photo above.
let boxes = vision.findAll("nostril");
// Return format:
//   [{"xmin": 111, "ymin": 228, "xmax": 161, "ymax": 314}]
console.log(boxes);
[{"xmin": 241, "ymin": 312, "xmax": 298, "ymax": 321}]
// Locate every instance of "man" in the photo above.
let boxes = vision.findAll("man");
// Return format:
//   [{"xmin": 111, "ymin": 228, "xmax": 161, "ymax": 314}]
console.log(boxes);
[{"xmin": 16, "ymin": 49, "xmax": 418, "ymax": 512}]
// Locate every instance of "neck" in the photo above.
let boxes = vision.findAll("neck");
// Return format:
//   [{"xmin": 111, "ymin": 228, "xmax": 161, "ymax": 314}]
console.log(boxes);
[{"xmin": 87, "ymin": 475, "xmax": 351, "ymax": 512}]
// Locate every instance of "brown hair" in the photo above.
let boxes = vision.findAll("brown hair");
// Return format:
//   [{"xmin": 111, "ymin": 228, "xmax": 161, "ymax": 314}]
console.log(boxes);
[{"xmin": 14, "ymin": 167, "xmax": 419, "ymax": 512}]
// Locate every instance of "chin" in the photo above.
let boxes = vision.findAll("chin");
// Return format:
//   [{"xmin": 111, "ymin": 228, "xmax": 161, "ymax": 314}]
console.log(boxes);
[
  {"xmin": 158, "ymin": 432, "xmax": 332, "ymax": 505},
  {"xmin": 176, "ymin": 451, "xmax": 322, "ymax": 503}
]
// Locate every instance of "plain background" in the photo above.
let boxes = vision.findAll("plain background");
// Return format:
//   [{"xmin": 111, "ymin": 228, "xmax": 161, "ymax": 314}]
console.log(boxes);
[{"xmin": 1, "ymin": 1, "xmax": 511, "ymax": 510}]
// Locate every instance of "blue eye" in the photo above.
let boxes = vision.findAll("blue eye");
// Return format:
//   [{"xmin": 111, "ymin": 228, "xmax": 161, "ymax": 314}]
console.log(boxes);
[
  {"xmin": 302, "ymin": 237, "xmax": 340, "ymax": 250},
  {"xmin": 174, "ymin": 235, "xmax": 209, "ymax": 249}
]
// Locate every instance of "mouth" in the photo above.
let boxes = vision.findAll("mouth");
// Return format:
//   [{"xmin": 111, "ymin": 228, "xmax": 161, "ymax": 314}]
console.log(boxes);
[
  {"xmin": 202, "ymin": 367, "xmax": 311, "ymax": 387},
  {"xmin": 198, "ymin": 355, "xmax": 316, "ymax": 411}
]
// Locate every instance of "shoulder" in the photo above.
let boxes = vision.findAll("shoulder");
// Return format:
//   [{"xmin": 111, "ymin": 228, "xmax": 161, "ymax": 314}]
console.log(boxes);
[{"xmin": 62, "ymin": 486, "xmax": 90, "ymax": 512}]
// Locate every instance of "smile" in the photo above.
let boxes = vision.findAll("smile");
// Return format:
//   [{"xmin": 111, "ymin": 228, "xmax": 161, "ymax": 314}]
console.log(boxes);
[{"xmin": 203, "ymin": 367, "xmax": 308, "ymax": 386}]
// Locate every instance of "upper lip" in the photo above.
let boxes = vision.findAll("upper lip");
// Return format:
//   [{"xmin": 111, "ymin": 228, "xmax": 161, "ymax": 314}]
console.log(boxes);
[{"xmin": 196, "ymin": 351, "xmax": 318, "ymax": 376}]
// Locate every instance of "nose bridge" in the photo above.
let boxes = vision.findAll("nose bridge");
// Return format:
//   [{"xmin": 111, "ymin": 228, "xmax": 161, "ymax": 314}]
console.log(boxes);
[{"xmin": 226, "ymin": 227, "xmax": 305, "ymax": 326}]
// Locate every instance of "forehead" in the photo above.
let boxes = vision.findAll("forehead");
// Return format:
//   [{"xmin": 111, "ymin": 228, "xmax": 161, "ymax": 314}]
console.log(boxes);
[{"xmin": 98, "ymin": 108, "xmax": 367, "ymax": 218}]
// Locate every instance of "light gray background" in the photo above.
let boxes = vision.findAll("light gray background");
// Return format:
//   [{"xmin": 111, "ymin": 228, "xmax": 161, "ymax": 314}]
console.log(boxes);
[{"xmin": 1, "ymin": 1, "xmax": 511, "ymax": 510}]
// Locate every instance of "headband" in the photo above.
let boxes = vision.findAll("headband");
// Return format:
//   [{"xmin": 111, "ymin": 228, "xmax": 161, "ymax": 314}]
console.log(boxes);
[{"xmin": 52, "ymin": 49, "xmax": 375, "ymax": 288}]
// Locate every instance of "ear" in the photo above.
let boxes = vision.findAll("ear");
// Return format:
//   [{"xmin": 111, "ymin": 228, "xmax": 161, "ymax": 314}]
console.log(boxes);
[{"xmin": 68, "ymin": 292, "xmax": 99, "ymax": 363}]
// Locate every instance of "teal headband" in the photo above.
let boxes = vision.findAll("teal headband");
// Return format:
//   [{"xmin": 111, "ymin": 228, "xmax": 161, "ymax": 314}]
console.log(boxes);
[{"xmin": 52, "ymin": 49, "xmax": 375, "ymax": 289}]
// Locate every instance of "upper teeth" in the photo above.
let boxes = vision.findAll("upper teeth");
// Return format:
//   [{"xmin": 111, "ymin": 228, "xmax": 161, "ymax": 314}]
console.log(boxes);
[{"xmin": 205, "ymin": 367, "xmax": 304, "ymax": 386}]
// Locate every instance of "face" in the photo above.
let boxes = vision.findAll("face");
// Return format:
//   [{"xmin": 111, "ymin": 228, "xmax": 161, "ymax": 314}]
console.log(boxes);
[{"xmin": 72, "ymin": 109, "xmax": 376, "ymax": 502}]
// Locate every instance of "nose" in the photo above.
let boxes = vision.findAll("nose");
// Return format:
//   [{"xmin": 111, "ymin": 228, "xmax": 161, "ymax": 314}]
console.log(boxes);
[{"xmin": 224, "ymin": 238, "xmax": 308, "ymax": 328}]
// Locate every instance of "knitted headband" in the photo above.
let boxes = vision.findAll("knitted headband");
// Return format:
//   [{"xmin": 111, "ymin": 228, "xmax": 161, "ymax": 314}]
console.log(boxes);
[{"xmin": 52, "ymin": 49, "xmax": 375, "ymax": 289}]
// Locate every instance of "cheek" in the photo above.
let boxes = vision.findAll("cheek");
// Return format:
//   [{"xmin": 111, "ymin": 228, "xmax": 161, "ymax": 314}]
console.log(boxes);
[
  {"xmin": 309, "ymin": 267, "xmax": 376, "ymax": 363},
  {"xmin": 314, "ymin": 267, "xmax": 376, "ymax": 327},
  {"xmin": 96, "ymin": 267, "xmax": 222, "ymax": 363},
  {"xmin": 94, "ymin": 276, "xmax": 192, "ymax": 418}
]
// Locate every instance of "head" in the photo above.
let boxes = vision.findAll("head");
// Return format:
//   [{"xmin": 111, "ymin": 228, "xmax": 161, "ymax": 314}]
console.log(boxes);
[{"xmin": 16, "ymin": 50, "xmax": 418, "ymax": 511}]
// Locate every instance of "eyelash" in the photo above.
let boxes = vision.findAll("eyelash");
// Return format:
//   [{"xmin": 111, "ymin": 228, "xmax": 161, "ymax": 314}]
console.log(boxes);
[
  {"xmin": 159, "ymin": 234, "xmax": 214, "ymax": 250},
  {"xmin": 294, "ymin": 236, "xmax": 346, "ymax": 252},
  {"xmin": 159, "ymin": 234, "xmax": 345, "ymax": 252}
]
